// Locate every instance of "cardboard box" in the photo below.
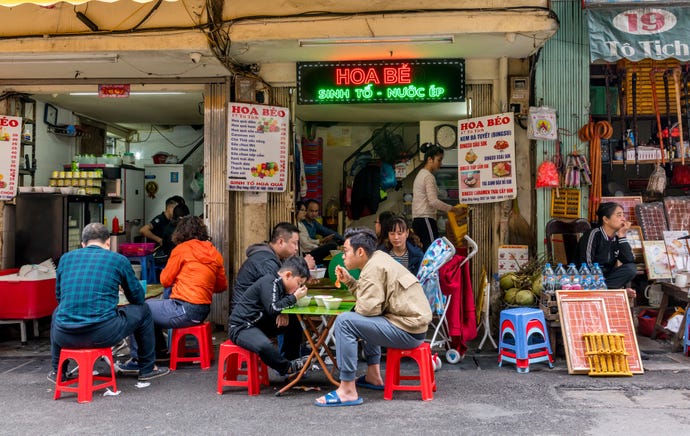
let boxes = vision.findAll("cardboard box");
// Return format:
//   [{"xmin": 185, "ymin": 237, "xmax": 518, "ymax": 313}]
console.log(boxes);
[
  {"xmin": 0, "ymin": 269, "xmax": 57, "ymax": 319},
  {"xmin": 498, "ymin": 245, "xmax": 529, "ymax": 275}
]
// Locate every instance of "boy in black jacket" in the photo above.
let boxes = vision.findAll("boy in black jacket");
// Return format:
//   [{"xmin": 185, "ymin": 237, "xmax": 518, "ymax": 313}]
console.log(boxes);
[{"xmin": 228, "ymin": 256, "xmax": 309, "ymax": 376}]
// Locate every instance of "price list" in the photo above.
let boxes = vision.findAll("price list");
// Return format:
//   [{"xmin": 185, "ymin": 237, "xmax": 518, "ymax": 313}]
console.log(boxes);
[{"xmin": 0, "ymin": 115, "xmax": 21, "ymax": 200}]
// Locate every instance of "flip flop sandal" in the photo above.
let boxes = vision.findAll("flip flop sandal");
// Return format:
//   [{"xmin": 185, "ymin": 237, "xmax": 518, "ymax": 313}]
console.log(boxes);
[
  {"xmin": 313, "ymin": 390, "xmax": 363, "ymax": 407},
  {"xmin": 355, "ymin": 375, "xmax": 384, "ymax": 391}
]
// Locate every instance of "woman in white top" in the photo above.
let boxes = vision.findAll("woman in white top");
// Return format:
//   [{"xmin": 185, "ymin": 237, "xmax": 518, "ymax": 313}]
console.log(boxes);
[{"xmin": 412, "ymin": 143, "xmax": 456, "ymax": 251}]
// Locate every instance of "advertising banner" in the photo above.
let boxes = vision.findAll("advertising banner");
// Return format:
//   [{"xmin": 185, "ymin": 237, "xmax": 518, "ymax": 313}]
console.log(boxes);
[
  {"xmin": 0, "ymin": 115, "xmax": 21, "ymax": 200},
  {"xmin": 458, "ymin": 113, "xmax": 516, "ymax": 204},
  {"xmin": 589, "ymin": 6, "xmax": 690, "ymax": 61},
  {"xmin": 227, "ymin": 103, "xmax": 289, "ymax": 192}
]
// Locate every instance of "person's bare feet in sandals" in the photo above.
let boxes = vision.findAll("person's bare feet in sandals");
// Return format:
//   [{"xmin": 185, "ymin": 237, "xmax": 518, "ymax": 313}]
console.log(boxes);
[{"xmin": 314, "ymin": 381, "xmax": 361, "ymax": 406}]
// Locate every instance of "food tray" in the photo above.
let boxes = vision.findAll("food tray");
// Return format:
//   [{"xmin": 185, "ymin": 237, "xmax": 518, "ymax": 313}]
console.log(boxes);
[
  {"xmin": 663, "ymin": 196, "xmax": 690, "ymax": 231},
  {"xmin": 119, "ymin": 243, "xmax": 156, "ymax": 256},
  {"xmin": 635, "ymin": 202, "xmax": 668, "ymax": 241}
]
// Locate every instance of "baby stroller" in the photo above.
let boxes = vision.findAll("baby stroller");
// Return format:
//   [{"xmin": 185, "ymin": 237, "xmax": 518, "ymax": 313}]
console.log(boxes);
[{"xmin": 417, "ymin": 235, "xmax": 478, "ymax": 368}]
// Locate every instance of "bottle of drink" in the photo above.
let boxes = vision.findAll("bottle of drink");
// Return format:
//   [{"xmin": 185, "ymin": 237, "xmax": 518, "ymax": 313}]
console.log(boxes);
[
  {"xmin": 112, "ymin": 216, "xmax": 120, "ymax": 234},
  {"xmin": 591, "ymin": 263, "xmax": 604, "ymax": 289},
  {"xmin": 542, "ymin": 263, "xmax": 556, "ymax": 297},
  {"xmin": 567, "ymin": 263, "xmax": 581, "ymax": 290},
  {"xmin": 554, "ymin": 263, "xmax": 566, "ymax": 289},
  {"xmin": 579, "ymin": 263, "xmax": 592, "ymax": 290},
  {"xmin": 595, "ymin": 275, "xmax": 608, "ymax": 290}
]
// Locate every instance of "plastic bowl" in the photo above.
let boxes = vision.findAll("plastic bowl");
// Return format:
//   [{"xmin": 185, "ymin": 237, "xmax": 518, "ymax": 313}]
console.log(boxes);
[
  {"xmin": 59, "ymin": 187, "xmax": 76, "ymax": 195},
  {"xmin": 313, "ymin": 295, "xmax": 330, "ymax": 307},
  {"xmin": 296, "ymin": 296, "xmax": 312, "ymax": 307},
  {"xmin": 310, "ymin": 267, "xmax": 326, "ymax": 279},
  {"xmin": 323, "ymin": 297, "xmax": 342, "ymax": 310}
]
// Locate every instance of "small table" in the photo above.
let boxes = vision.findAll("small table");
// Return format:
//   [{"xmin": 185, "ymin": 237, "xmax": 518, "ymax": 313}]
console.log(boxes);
[
  {"xmin": 277, "ymin": 298, "xmax": 355, "ymax": 396},
  {"xmin": 118, "ymin": 284, "xmax": 164, "ymax": 306},
  {"xmin": 654, "ymin": 282, "xmax": 690, "ymax": 350}
]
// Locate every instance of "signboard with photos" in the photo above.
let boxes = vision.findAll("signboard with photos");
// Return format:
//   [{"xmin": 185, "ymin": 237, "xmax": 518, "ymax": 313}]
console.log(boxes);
[
  {"xmin": 0, "ymin": 115, "xmax": 22, "ymax": 200},
  {"xmin": 457, "ymin": 112, "xmax": 516, "ymax": 204}
]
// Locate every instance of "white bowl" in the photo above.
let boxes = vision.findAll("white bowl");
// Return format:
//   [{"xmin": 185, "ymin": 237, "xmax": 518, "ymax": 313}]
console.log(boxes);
[
  {"xmin": 296, "ymin": 296, "xmax": 312, "ymax": 307},
  {"xmin": 313, "ymin": 295, "xmax": 330, "ymax": 307},
  {"xmin": 18, "ymin": 186, "xmax": 33, "ymax": 193},
  {"xmin": 310, "ymin": 268, "xmax": 326, "ymax": 279},
  {"xmin": 323, "ymin": 297, "xmax": 343, "ymax": 310},
  {"xmin": 59, "ymin": 187, "xmax": 75, "ymax": 195},
  {"xmin": 41, "ymin": 186, "xmax": 56, "ymax": 193}
]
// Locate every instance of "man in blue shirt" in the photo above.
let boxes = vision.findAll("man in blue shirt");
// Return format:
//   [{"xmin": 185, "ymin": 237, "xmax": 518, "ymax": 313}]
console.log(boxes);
[
  {"xmin": 303, "ymin": 199, "xmax": 344, "ymax": 246},
  {"xmin": 49, "ymin": 223, "xmax": 169, "ymax": 383}
]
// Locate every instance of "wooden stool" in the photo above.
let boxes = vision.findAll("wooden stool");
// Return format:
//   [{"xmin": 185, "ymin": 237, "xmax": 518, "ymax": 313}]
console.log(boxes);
[
  {"xmin": 54, "ymin": 347, "xmax": 117, "ymax": 404},
  {"xmin": 217, "ymin": 340, "xmax": 270, "ymax": 396},
  {"xmin": 384, "ymin": 342, "xmax": 436, "ymax": 401},
  {"xmin": 170, "ymin": 322, "xmax": 213, "ymax": 370}
]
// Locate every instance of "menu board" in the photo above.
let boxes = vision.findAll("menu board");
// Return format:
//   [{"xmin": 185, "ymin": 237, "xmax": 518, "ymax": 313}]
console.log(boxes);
[
  {"xmin": 457, "ymin": 113, "xmax": 516, "ymax": 204},
  {"xmin": 0, "ymin": 115, "xmax": 21, "ymax": 200},
  {"xmin": 227, "ymin": 103, "xmax": 289, "ymax": 192}
]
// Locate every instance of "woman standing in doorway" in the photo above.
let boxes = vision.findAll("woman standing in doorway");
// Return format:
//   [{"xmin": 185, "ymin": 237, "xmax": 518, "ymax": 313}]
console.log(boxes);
[{"xmin": 412, "ymin": 143, "xmax": 457, "ymax": 251}]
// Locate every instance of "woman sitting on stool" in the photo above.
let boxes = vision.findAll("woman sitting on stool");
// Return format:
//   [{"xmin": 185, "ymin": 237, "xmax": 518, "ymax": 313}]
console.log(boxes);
[{"xmin": 576, "ymin": 202, "xmax": 637, "ymax": 292}]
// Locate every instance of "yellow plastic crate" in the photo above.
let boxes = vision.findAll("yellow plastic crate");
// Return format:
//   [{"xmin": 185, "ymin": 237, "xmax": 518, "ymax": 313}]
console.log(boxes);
[{"xmin": 583, "ymin": 333, "xmax": 632, "ymax": 377}]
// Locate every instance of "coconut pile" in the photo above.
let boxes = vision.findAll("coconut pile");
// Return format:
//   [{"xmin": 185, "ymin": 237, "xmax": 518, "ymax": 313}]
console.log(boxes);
[{"xmin": 498, "ymin": 258, "xmax": 545, "ymax": 307}]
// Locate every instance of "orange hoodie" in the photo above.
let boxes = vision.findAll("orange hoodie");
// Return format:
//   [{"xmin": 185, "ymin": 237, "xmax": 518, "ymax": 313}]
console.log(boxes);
[{"xmin": 160, "ymin": 239, "xmax": 227, "ymax": 305}]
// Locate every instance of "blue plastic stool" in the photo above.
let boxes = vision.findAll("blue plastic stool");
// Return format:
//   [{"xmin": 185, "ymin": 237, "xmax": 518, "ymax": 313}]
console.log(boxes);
[
  {"xmin": 498, "ymin": 307, "xmax": 554, "ymax": 373},
  {"xmin": 126, "ymin": 254, "xmax": 158, "ymax": 284}
]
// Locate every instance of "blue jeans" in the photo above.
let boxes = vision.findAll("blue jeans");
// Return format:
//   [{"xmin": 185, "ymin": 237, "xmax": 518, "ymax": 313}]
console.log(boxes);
[
  {"xmin": 130, "ymin": 299, "xmax": 210, "ymax": 358},
  {"xmin": 334, "ymin": 311, "xmax": 424, "ymax": 381},
  {"xmin": 51, "ymin": 304, "xmax": 156, "ymax": 374}
]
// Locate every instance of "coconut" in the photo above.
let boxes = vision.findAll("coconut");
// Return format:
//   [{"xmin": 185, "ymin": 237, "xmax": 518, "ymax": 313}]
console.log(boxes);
[
  {"xmin": 531, "ymin": 276, "xmax": 543, "ymax": 296},
  {"xmin": 515, "ymin": 289, "xmax": 536, "ymax": 306},
  {"xmin": 504, "ymin": 287, "xmax": 519, "ymax": 304},
  {"xmin": 499, "ymin": 273, "xmax": 517, "ymax": 290}
]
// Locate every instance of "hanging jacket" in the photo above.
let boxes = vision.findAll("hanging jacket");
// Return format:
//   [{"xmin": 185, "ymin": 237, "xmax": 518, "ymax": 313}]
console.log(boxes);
[
  {"xmin": 350, "ymin": 164, "xmax": 381, "ymax": 219},
  {"xmin": 438, "ymin": 255, "xmax": 477, "ymax": 356}
]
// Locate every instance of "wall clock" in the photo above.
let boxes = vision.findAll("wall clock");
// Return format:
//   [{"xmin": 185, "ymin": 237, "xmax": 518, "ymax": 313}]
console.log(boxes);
[
  {"xmin": 44, "ymin": 103, "xmax": 58, "ymax": 126},
  {"xmin": 434, "ymin": 123, "xmax": 457, "ymax": 149}
]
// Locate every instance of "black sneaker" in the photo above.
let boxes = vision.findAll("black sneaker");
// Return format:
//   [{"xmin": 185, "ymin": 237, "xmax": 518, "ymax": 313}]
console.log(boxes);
[
  {"xmin": 286, "ymin": 355, "xmax": 310, "ymax": 376},
  {"xmin": 47, "ymin": 370, "xmax": 77, "ymax": 384},
  {"xmin": 138, "ymin": 366, "xmax": 170, "ymax": 382}
]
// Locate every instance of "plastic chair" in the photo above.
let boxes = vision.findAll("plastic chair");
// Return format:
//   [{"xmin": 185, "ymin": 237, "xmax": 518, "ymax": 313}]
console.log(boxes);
[
  {"xmin": 53, "ymin": 347, "xmax": 117, "ymax": 403},
  {"xmin": 217, "ymin": 340, "xmax": 270, "ymax": 396},
  {"xmin": 544, "ymin": 218, "xmax": 591, "ymax": 264},
  {"xmin": 169, "ymin": 322, "xmax": 213, "ymax": 370},
  {"xmin": 383, "ymin": 342, "xmax": 436, "ymax": 401},
  {"xmin": 498, "ymin": 307, "xmax": 554, "ymax": 373}
]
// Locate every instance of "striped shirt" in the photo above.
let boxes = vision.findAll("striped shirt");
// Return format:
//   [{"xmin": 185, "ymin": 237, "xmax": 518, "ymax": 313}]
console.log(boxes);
[
  {"xmin": 54, "ymin": 245, "xmax": 144, "ymax": 326},
  {"xmin": 389, "ymin": 250, "xmax": 410, "ymax": 270}
]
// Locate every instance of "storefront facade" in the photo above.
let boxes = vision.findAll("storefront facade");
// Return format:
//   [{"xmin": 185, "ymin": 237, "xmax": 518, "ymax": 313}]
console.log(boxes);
[{"xmin": 0, "ymin": 1, "xmax": 559, "ymax": 325}]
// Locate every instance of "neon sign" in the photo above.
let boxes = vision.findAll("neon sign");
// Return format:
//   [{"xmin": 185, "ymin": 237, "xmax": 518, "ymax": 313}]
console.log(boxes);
[{"xmin": 297, "ymin": 59, "xmax": 465, "ymax": 104}]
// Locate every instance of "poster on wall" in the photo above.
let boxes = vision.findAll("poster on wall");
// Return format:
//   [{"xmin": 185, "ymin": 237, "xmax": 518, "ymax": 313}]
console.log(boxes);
[
  {"xmin": 227, "ymin": 103, "xmax": 289, "ymax": 192},
  {"xmin": 457, "ymin": 113, "xmax": 516, "ymax": 204},
  {"xmin": 0, "ymin": 115, "xmax": 22, "ymax": 200}
]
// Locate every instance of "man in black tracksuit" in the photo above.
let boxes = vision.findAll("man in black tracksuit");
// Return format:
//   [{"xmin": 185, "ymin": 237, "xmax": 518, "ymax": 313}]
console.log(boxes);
[{"xmin": 228, "ymin": 256, "xmax": 309, "ymax": 376}]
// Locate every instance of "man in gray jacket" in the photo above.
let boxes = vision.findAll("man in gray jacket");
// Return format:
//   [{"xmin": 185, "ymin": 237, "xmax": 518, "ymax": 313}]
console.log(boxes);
[{"xmin": 314, "ymin": 227, "xmax": 432, "ymax": 407}]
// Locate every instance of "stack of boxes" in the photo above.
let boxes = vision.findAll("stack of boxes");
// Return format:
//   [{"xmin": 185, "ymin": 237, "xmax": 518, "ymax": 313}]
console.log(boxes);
[{"xmin": 301, "ymin": 137, "xmax": 323, "ymax": 204}]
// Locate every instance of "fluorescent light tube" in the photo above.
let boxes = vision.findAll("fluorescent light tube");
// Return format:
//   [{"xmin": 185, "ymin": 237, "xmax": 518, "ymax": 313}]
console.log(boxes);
[
  {"xmin": 0, "ymin": 55, "xmax": 119, "ymax": 64},
  {"xmin": 69, "ymin": 92, "xmax": 187, "ymax": 96},
  {"xmin": 299, "ymin": 35, "xmax": 454, "ymax": 47}
]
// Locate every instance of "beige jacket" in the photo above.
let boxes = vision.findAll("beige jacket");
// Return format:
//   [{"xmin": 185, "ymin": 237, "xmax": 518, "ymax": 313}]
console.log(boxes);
[
  {"xmin": 346, "ymin": 251, "xmax": 432, "ymax": 334},
  {"xmin": 412, "ymin": 168, "xmax": 453, "ymax": 219}
]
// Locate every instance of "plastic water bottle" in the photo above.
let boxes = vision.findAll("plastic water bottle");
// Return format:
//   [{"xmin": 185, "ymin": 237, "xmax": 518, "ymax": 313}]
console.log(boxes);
[
  {"xmin": 567, "ymin": 263, "xmax": 581, "ymax": 290},
  {"xmin": 579, "ymin": 263, "xmax": 592, "ymax": 290},
  {"xmin": 542, "ymin": 263, "xmax": 556, "ymax": 297},
  {"xmin": 555, "ymin": 263, "xmax": 566, "ymax": 289},
  {"xmin": 591, "ymin": 263, "xmax": 605, "ymax": 289}
]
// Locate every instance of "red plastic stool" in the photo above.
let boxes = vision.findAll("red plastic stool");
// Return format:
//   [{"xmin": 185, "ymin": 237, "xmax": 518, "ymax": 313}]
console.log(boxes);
[
  {"xmin": 217, "ymin": 340, "xmax": 270, "ymax": 396},
  {"xmin": 53, "ymin": 347, "xmax": 117, "ymax": 404},
  {"xmin": 170, "ymin": 322, "xmax": 213, "ymax": 370},
  {"xmin": 384, "ymin": 342, "xmax": 436, "ymax": 401}
]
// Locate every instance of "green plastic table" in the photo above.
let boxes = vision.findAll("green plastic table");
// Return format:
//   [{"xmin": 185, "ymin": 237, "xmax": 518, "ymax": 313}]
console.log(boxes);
[{"xmin": 278, "ymin": 299, "xmax": 355, "ymax": 395}]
